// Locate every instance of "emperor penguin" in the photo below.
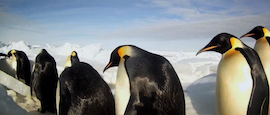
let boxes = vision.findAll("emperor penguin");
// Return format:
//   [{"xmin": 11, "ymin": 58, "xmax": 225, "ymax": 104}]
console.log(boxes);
[
  {"xmin": 58, "ymin": 51, "xmax": 115, "ymax": 115},
  {"xmin": 6, "ymin": 50, "xmax": 31, "ymax": 86},
  {"xmin": 197, "ymin": 33, "xmax": 269, "ymax": 115},
  {"xmin": 240, "ymin": 26, "xmax": 270, "ymax": 114},
  {"xmin": 56, "ymin": 51, "xmax": 80, "ymax": 114},
  {"xmin": 103, "ymin": 45, "xmax": 185, "ymax": 115},
  {"xmin": 31, "ymin": 49, "xmax": 58, "ymax": 113}
]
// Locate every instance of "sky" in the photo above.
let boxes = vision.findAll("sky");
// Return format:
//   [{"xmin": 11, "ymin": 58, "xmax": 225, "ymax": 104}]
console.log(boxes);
[{"xmin": 0, "ymin": 0, "xmax": 270, "ymax": 51}]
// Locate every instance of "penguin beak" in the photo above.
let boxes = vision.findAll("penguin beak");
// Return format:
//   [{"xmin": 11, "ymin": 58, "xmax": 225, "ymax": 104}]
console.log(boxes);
[
  {"xmin": 196, "ymin": 46, "xmax": 217, "ymax": 56},
  {"xmin": 6, "ymin": 54, "xmax": 11, "ymax": 58},
  {"xmin": 240, "ymin": 33, "xmax": 255, "ymax": 38},
  {"xmin": 103, "ymin": 62, "xmax": 113, "ymax": 72}
]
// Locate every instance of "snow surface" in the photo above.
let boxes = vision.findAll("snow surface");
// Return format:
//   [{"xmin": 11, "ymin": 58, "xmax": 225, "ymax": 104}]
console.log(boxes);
[{"xmin": 0, "ymin": 41, "xmax": 222, "ymax": 115}]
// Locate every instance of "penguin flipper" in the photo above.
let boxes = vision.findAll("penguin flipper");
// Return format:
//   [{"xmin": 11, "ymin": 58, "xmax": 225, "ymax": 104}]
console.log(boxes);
[
  {"xmin": 124, "ymin": 91, "xmax": 158, "ymax": 115},
  {"xmin": 59, "ymin": 69, "xmax": 71, "ymax": 115},
  {"xmin": 31, "ymin": 63, "xmax": 42, "ymax": 96},
  {"xmin": 0, "ymin": 53, "xmax": 7, "ymax": 57},
  {"xmin": 235, "ymin": 47, "xmax": 269, "ymax": 115},
  {"xmin": 266, "ymin": 37, "xmax": 270, "ymax": 46}
]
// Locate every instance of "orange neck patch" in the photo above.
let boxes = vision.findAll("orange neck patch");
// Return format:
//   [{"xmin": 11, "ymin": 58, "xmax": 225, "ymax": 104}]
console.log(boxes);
[{"xmin": 118, "ymin": 46, "xmax": 131, "ymax": 58}]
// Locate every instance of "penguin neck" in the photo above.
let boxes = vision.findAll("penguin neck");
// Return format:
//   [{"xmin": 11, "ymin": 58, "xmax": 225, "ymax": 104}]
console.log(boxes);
[
  {"xmin": 255, "ymin": 37, "xmax": 270, "ymax": 49},
  {"xmin": 223, "ymin": 38, "xmax": 243, "ymax": 58},
  {"xmin": 254, "ymin": 37, "xmax": 270, "ymax": 74},
  {"xmin": 11, "ymin": 54, "xmax": 17, "ymax": 71},
  {"xmin": 64, "ymin": 55, "xmax": 72, "ymax": 68},
  {"xmin": 115, "ymin": 59, "xmax": 130, "ymax": 115}
]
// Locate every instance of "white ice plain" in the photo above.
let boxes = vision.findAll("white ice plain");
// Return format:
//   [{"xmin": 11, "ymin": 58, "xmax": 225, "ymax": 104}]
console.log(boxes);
[{"xmin": 0, "ymin": 41, "xmax": 221, "ymax": 115}]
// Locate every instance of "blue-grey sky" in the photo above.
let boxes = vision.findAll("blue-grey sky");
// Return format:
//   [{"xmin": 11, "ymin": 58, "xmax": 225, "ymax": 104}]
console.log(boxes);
[{"xmin": 0, "ymin": 0, "xmax": 270, "ymax": 51}]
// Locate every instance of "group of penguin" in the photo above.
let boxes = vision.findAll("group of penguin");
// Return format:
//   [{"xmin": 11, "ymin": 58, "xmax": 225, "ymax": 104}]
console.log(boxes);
[{"xmin": 0, "ymin": 25, "xmax": 269, "ymax": 115}]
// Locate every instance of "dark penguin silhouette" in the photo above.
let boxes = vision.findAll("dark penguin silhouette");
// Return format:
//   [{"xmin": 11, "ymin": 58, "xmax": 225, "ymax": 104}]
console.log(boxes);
[
  {"xmin": 58, "ymin": 51, "xmax": 115, "ymax": 115},
  {"xmin": 104, "ymin": 45, "xmax": 185, "ymax": 115},
  {"xmin": 7, "ymin": 50, "xmax": 31, "ymax": 86},
  {"xmin": 31, "ymin": 49, "xmax": 58, "ymax": 113}
]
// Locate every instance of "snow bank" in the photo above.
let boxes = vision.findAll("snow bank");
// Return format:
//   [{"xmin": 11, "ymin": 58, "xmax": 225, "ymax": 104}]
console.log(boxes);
[
  {"xmin": 0, "ymin": 41, "xmax": 30, "ymax": 53},
  {"xmin": 185, "ymin": 73, "xmax": 216, "ymax": 115}
]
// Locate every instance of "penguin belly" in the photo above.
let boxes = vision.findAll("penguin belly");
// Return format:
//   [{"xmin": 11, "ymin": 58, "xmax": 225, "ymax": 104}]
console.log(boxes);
[
  {"xmin": 11, "ymin": 58, "xmax": 17, "ymax": 78},
  {"xmin": 115, "ymin": 60, "xmax": 130, "ymax": 115},
  {"xmin": 216, "ymin": 52, "xmax": 252, "ymax": 115},
  {"xmin": 254, "ymin": 41, "xmax": 270, "ymax": 115},
  {"xmin": 56, "ymin": 80, "xmax": 60, "ymax": 115}
]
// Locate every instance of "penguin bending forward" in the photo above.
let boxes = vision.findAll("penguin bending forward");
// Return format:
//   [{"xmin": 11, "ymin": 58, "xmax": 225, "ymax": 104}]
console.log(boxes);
[
  {"xmin": 104, "ymin": 45, "xmax": 185, "ymax": 115},
  {"xmin": 31, "ymin": 49, "xmax": 58, "ymax": 113},
  {"xmin": 58, "ymin": 51, "xmax": 115, "ymax": 115},
  {"xmin": 197, "ymin": 33, "xmax": 269, "ymax": 115},
  {"xmin": 240, "ymin": 26, "xmax": 270, "ymax": 115},
  {"xmin": 0, "ymin": 53, "xmax": 7, "ymax": 57},
  {"xmin": 6, "ymin": 50, "xmax": 31, "ymax": 86}
]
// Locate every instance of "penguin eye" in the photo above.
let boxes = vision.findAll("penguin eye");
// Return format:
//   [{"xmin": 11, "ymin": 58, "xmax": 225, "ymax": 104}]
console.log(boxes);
[{"xmin": 123, "ymin": 55, "xmax": 130, "ymax": 59}]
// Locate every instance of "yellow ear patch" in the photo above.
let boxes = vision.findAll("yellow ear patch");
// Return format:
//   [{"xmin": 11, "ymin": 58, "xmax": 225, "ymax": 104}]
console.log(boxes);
[
  {"xmin": 11, "ymin": 50, "xmax": 16, "ymax": 54},
  {"xmin": 230, "ymin": 37, "xmax": 243, "ymax": 48},
  {"xmin": 263, "ymin": 28, "xmax": 270, "ymax": 37},
  {"xmin": 224, "ymin": 37, "xmax": 243, "ymax": 58},
  {"xmin": 71, "ymin": 51, "xmax": 76, "ymax": 56},
  {"xmin": 118, "ymin": 46, "xmax": 131, "ymax": 58}
]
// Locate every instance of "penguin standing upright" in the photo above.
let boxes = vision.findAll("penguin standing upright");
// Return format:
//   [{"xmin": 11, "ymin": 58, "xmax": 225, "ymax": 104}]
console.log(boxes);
[
  {"xmin": 103, "ymin": 47, "xmax": 131, "ymax": 115},
  {"xmin": 56, "ymin": 51, "xmax": 80, "ymax": 115},
  {"xmin": 31, "ymin": 49, "xmax": 58, "ymax": 113},
  {"xmin": 197, "ymin": 33, "xmax": 269, "ymax": 115},
  {"xmin": 58, "ymin": 51, "xmax": 115, "ymax": 115},
  {"xmin": 6, "ymin": 50, "xmax": 31, "ymax": 86},
  {"xmin": 240, "ymin": 26, "xmax": 270, "ymax": 115},
  {"xmin": 104, "ymin": 45, "xmax": 185, "ymax": 115}
]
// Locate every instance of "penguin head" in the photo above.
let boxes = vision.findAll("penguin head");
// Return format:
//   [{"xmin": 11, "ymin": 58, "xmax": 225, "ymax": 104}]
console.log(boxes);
[
  {"xmin": 103, "ymin": 45, "xmax": 134, "ymax": 72},
  {"xmin": 64, "ymin": 51, "xmax": 80, "ymax": 68},
  {"xmin": 196, "ymin": 33, "xmax": 242, "ymax": 55},
  {"xmin": 71, "ymin": 51, "xmax": 80, "ymax": 63},
  {"xmin": 7, "ymin": 50, "xmax": 16, "ymax": 58},
  {"xmin": 40, "ymin": 49, "xmax": 48, "ymax": 54},
  {"xmin": 240, "ymin": 26, "xmax": 269, "ymax": 40}
]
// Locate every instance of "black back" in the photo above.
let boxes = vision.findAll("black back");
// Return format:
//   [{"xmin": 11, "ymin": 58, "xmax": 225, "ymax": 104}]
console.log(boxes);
[
  {"xmin": 235, "ymin": 46, "xmax": 269, "ymax": 115},
  {"xmin": 31, "ymin": 50, "xmax": 58, "ymax": 113},
  {"xmin": 15, "ymin": 51, "xmax": 31, "ymax": 86},
  {"xmin": 124, "ymin": 52, "xmax": 185, "ymax": 115},
  {"xmin": 59, "ymin": 62, "xmax": 115, "ymax": 115}
]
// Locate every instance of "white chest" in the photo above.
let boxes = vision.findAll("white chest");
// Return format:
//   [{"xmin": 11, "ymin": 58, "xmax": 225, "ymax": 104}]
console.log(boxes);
[
  {"xmin": 254, "ymin": 42, "xmax": 270, "ymax": 77},
  {"xmin": 216, "ymin": 52, "xmax": 252, "ymax": 115},
  {"xmin": 115, "ymin": 60, "xmax": 130, "ymax": 115}
]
